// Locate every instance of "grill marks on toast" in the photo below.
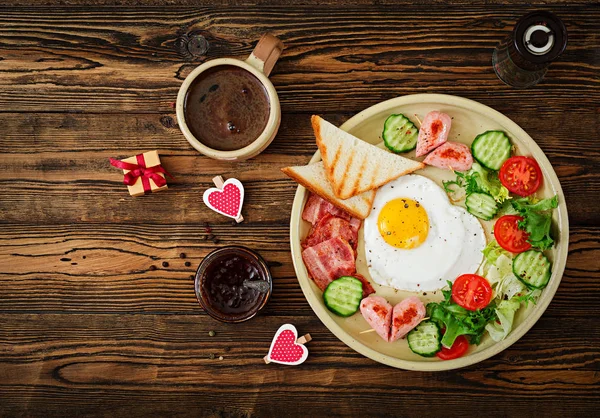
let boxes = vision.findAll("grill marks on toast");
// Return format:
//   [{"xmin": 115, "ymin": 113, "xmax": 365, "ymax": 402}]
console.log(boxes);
[
  {"xmin": 370, "ymin": 162, "xmax": 380, "ymax": 197},
  {"xmin": 281, "ymin": 115, "xmax": 425, "ymax": 219},
  {"xmin": 337, "ymin": 150, "xmax": 355, "ymax": 198},
  {"xmin": 351, "ymin": 156, "xmax": 368, "ymax": 198},
  {"xmin": 280, "ymin": 162, "xmax": 375, "ymax": 219},
  {"xmin": 312, "ymin": 115, "xmax": 425, "ymax": 199}
]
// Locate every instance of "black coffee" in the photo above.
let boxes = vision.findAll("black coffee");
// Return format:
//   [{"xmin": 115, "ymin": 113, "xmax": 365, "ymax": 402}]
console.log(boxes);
[{"xmin": 184, "ymin": 65, "xmax": 270, "ymax": 151}]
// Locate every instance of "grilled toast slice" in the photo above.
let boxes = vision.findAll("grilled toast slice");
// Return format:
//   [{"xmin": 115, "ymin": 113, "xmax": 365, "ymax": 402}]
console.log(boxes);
[
  {"xmin": 281, "ymin": 161, "xmax": 374, "ymax": 219},
  {"xmin": 313, "ymin": 115, "xmax": 425, "ymax": 199}
]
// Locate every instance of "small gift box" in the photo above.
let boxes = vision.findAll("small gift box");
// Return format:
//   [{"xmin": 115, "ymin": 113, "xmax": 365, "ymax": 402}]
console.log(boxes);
[{"xmin": 110, "ymin": 151, "xmax": 170, "ymax": 197}]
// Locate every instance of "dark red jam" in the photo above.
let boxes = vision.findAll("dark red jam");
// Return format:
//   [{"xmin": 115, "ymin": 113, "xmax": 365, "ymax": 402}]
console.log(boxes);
[{"xmin": 196, "ymin": 246, "xmax": 271, "ymax": 322}]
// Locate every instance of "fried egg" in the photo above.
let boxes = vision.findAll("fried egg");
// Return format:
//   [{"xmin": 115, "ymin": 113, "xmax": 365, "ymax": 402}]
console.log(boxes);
[{"xmin": 364, "ymin": 174, "xmax": 486, "ymax": 291}]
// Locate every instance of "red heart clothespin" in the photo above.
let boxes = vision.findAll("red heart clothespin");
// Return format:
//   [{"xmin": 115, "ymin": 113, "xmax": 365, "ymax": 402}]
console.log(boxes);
[
  {"xmin": 203, "ymin": 176, "xmax": 244, "ymax": 223},
  {"xmin": 264, "ymin": 324, "xmax": 311, "ymax": 366}
]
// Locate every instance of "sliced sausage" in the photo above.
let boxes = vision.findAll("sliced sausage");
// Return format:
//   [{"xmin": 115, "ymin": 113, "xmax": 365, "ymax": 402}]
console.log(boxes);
[
  {"xmin": 423, "ymin": 141, "xmax": 473, "ymax": 171},
  {"xmin": 360, "ymin": 296, "xmax": 392, "ymax": 342},
  {"xmin": 390, "ymin": 296, "xmax": 427, "ymax": 342},
  {"xmin": 416, "ymin": 111, "xmax": 452, "ymax": 157}
]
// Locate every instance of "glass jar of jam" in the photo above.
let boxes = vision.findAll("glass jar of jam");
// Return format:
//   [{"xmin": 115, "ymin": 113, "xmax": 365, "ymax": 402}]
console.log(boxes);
[{"xmin": 194, "ymin": 246, "xmax": 272, "ymax": 323}]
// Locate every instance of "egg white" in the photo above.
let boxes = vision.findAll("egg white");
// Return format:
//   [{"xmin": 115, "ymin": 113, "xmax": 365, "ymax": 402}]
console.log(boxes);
[{"xmin": 363, "ymin": 174, "xmax": 486, "ymax": 292}]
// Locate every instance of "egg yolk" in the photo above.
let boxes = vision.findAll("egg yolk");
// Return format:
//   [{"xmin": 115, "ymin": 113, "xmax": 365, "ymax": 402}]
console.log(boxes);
[{"xmin": 378, "ymin": 198, "xmax": 429, "ymax": 249}]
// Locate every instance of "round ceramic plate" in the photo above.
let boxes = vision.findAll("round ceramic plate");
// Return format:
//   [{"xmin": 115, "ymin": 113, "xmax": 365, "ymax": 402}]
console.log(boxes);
[{"xmin": 289, "ymin": 94, "xmax": 568, "ymax": 371}]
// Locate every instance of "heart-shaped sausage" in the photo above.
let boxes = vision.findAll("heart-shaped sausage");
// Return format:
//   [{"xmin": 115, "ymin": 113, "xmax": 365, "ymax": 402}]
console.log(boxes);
[
  {"xmin": 390, "ymin": 296, "xmax": 426, "ymax": 342},
  {"xmin": 266, "ymin": 324, "xmax": 309, "ymax": 365},
  {"xmin": 203, "ymin": 178, "xmax": 244, "ymax": 220},
  {"xmin": 360, "ymin": 296, "xmax": 393, "ymax": 342}
]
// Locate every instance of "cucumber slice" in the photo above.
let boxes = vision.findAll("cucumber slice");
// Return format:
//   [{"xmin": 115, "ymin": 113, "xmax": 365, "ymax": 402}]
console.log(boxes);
[
  {"xmin": 323, "ymin": 276, "xmax": 363, "ymax": 317},
  {"xmin": 513, "ymin": 250, "xmax": 551, "ymax": 289},
  {"xmin": 465, "ymin": 192, "xmax": 499, "ymax": 220},
  {"xmin": 407, "ymin": 320, "xmax": 442, "ymax": 357},
  {"xmin": 471, "ymin": 130, "xmax": 512, "ymax": 170},
  {"xmin": 382, "ymin": 114, "xmax": 419, "ymax": 153}
]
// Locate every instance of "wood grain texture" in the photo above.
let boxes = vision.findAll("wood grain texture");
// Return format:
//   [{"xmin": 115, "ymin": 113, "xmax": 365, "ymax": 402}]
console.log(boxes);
[
  {"xmin": 3, "ymin": 0, "xmax": 598, "ymax": 5},
  {"xmin": 0, "ymin": 313, "xmax": 599, "ymax": 417},
  {"xmin": 0, "ymin": 225, "xmax": 598, "ymax": 315},
  {"xmin": 0, "ymin": 6, "xmax": 598, "ymax": 114},
  {"xmin": 0, "ymin": 2, "xmax": 599, "ymax": 417},
  {"xmin": 0, "ymin": 111, "xmax": 598, "ymax": 226}
]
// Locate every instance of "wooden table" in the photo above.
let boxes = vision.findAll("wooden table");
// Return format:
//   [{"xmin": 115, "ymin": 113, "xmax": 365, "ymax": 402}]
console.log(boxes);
[{"xmin": 1, "ymin": 1, "xmax": 599, "ymax": 416}]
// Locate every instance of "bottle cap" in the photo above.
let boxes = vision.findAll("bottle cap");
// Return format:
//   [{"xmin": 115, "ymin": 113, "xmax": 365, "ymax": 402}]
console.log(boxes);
[{"xmin": 514, "ymin": 11, "xmax": 567, "ymax": 64}]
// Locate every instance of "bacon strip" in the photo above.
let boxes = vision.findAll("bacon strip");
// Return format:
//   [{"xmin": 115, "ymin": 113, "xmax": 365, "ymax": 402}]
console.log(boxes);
[
  {"xmin": 302, "ymin": 214, "xmax": 359, "ymax": 251},
  {"xmin": 302, "ymin": 193, "xmax": 352, "ymax": 225},
  {"xmin": 301, "ymin": 237, "xmax": 356, "ymax": 291},
  {"xmin": 301, "ymin": 193, "xmax": 371, "ymax": 297},
  {"xmin": 348, "ymin": 217, "xmax": 362, "ymax": 233},
  {"xmin": 302, "ymin": 194, "xmax": 327, "ymax": 225},
  {"xmin": 352, "ymin": 273, "xmax": 376, "ymax": 298},
  {"xmin": 328, "ymin": 205, "xmax": 352, "ymax": 221}
]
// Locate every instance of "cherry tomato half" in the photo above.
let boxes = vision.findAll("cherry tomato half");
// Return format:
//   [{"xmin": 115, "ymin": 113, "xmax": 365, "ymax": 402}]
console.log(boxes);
[
  {"xmin": 452, "ymin": 274, "xmax": 493, "ymax": 311},
  {"xmin": 436, "ymin": 335, "xmax": 469, "ymax": 360},
  {"xmin": 494, "ymin": 215, "xmax": 532, "ymax": 253},
  {"xmin": 499, "ymin": 156, "xmax": 543, "ymax": 197}
]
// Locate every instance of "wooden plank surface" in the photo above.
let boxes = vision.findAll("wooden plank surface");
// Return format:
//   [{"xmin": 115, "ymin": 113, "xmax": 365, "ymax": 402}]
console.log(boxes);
[
  {"xmin": 0, "ymin": 224, "xmax": 598, "ymax": 315},
  {"xmin": 0, "ymin": 2, "xmax": 599, "ymax": 417},
  {"xmin": 0, "ymin": 6, "xmax": 598, "ymax": 114}
]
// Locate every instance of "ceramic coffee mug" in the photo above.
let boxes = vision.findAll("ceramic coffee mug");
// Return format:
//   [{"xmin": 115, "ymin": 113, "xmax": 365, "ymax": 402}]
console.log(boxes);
[{"xmin": 176, "ymin": 34, "xmax": 284, "ymax": 161}]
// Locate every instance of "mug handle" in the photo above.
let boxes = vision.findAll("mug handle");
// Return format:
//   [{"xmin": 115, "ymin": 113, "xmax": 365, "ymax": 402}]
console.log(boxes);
[{"xmin": 245, "ymin": 34, "xmax": 284, "ymax": 77}]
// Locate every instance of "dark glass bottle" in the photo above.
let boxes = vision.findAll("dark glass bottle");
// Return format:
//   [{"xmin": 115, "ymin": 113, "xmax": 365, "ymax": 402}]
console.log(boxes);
[{"xmin": 493, "ymin": 11, "xmax": 567, "ymax": 88}]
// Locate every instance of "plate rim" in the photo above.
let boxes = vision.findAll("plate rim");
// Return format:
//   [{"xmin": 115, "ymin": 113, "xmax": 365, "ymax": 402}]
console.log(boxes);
[{"xmin": 289, "ymin": 93, "xmax": 569, "ymax": 371}]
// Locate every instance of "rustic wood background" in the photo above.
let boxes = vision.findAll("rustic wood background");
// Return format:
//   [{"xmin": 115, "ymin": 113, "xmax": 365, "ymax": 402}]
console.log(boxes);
[{"xmin": 1, "ymin": 1, "xmax": 599, "ymax": 417}]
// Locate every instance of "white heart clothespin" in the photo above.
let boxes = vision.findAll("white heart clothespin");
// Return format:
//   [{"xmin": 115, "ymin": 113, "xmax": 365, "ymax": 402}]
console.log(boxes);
[
  {"xmin": 263, "ymin": 324, "xmax": 312, "ymax": 366},
  {"xmin": 203, "ymin": 176, "xmax": 244, "ymax": 223}
]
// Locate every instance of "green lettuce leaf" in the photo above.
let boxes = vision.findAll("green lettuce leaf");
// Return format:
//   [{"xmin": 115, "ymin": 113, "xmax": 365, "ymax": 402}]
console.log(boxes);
[
  {"xmin": 497, "ymin": 274, "xmax": 528, "ymax": 301},
  {"xmin": 496, "ymin": 200, "xmax": 519, "ymax": 217},
  {"xmin": 469, "ymin": 162, "xmax": 510, "ymax": 203},
  {"xmin": 511, "ymin": 195, "xmax": 558, "ymax": 250},
  {"xmin": 485, "ymin": 253, "xmax": 514, "ymax": 287},
  {"xmin": 442, "ymin": 162, "xmax": 510, "ymax": 203},
  {"xmin": 515, "ymin": 289, "xmax": 541, "ymax": 307},
  {"xmin": 426, "ymin": 281, "xmax": 497, "ymax": 348},
  {"xmin": 485, "ymin": 298, "xmax": 520, "ymax": 342},
  {"xmin": 482, "ymin": 240, "xmax": 510, "ymax": 266}
]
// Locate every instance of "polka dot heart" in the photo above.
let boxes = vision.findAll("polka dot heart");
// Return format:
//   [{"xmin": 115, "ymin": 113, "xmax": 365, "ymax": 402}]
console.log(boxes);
[
  {"xmin": 266, "ymin": 324, "xmax": 309, "ymax": 366},
  {"xmin": 203, "ymin": 178, "xmax": 244, "ymax": 221}
]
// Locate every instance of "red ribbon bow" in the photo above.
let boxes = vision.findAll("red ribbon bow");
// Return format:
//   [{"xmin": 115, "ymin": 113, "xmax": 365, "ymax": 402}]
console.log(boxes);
[{"xmin": 110, "ymin": 154, "xmax": 172, "ymax": 193}]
